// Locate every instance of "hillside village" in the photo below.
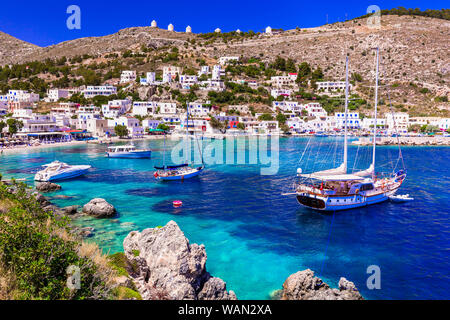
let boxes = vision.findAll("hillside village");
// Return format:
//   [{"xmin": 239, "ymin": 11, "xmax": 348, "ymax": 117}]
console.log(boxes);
[{"xmin": 0, "ymin": 12, "xmax": 449, "ymax": 144}]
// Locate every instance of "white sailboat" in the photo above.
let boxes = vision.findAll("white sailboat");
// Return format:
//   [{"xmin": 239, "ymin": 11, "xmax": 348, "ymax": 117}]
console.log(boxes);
[
  {"xmin": 153, "ymin": 103, "xmax": 204, "ymax": 181},
  {"xmin": 294, "ymin": 49, "xmax": 407, "ymax": 211}
]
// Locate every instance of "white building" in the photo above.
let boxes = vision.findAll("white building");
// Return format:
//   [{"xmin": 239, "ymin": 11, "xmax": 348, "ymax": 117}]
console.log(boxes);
[
  {"xmin": 82, "ymin": 86, "xmax": 117, "ymax": 98},
  {"xmin": 335, "ymin": 112, "xmax": 361, "ymax": 129},
  {"xmin": 132, "ymin": 101, "xmax": 157, "ymax": 116},
  {"xmin": 151, "ymin": 20, "xmax": 157, "ymax": 27},
  {"xmin": 186, "ymin": 26, "xmax": 192, "ymax": 33},
  {"xmin": 270, "ymin": 89, "xmax": 291, "ymax": 98},
  {"xmin": 317, "ymin": 81, "xmax": 351, "ymax": 92},
  {"xmin": 140, "ymin": 72, "xmax": 156, "ymax": 85},
  {"xmin": 271, "ymin": 76, "xmax": 296, "ymax": 88},
  {"xmin": 188, "ymin": 102, "xmax": 212, "ymax": 117},
  {"xmin": 76, "ymin": 106, "xmax": 101, "ymax": 130},
  {"xmin": 162, "ymin": 66, "xmax": 181, "ymax": 82},
  {"xmin": 215, "ymin": 28, "xmax": 221, "ymax": 33},
  {"xmin": 212, "ymin": 65, "xmax": 225, "ymax": 80},
  {"xmin": 218, "ymin": 56, "xmax": 239, "ymax": 65},
  {"xmin": 200, "ymin": 79, "xmax": 225, "ymax": 92},
  {"xmin": 102, "ymin": 99, "xmax": 131, "ymax": 118},
  {"xmin": 361, "ymin": 118, "xmax": 386, "ymax": 130},
  {"xmin": 120, "ymin": 70, "xmax": 137, "ymax": 84},
  {"xmin": 87, "ymin": 119, "xmax": 111, "ymax": 137},
  {"xmin": 168, "ymin": 24, "xmax": 174, "ymax": 31},
  {"xmin": 46, "ymin": 89, "xmax": 69, "ymax": 102},
  {"xmin": 303, "ymin": 103, "xmax": 327, "ymax": 118},
  {"xmin": 265, "ymin": 26, "xmax": 272, "ymax": 34},
  {"xmin": 6, "ymin": 90, "xmax": 40, "ymax": 103},
  {"xmin": 386, "ymin": 112, "xmax": 409, "ymax": 133},
  {"xmin": 198, "ymin": 66, "xmax": 210, "ymax": 76},
  {"xmin": 108, "ymin": 116, "xmax": 144, "ymax": 138},
  {"xmin": 142, "ymin": 119, "xmax": 162, "ymax": 130},
  {"xmin": 272, "ymin": 101, "xmax": 302, "ymax": 113},
  {"xmin": 19, "ymin": 114, "xmax": 59, "ymax": 133},
  {"xmin": 158, "ymin": 102, "xmax": 178, "ymax": 114},
  {"xmin": 437, "ymin": 118, "xmax": 450, "ymax": 130},
  {"xmin": 179, "ymin": 75, "xmax": 198, "ymax": 88},
  {"xmin": 50, "ymin": 102, "xmax": 79, "ymax": 118}
]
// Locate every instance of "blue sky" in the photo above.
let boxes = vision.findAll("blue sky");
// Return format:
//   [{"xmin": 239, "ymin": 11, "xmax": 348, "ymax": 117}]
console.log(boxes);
[{"xmin": 1, "ymin": 1, "xmax": 447, "ymax": 47}]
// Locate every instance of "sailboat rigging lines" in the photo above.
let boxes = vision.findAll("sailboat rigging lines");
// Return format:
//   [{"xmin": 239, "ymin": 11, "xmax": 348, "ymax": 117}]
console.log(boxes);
[{"xmin": 293, "ymin": 49, "xmax": 407, "ymax": 211}]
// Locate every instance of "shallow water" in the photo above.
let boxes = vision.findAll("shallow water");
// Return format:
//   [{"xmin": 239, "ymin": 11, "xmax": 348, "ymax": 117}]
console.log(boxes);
[{"xmin": 0, "ymin": 137, "xmax": 448, "ymax": 299}]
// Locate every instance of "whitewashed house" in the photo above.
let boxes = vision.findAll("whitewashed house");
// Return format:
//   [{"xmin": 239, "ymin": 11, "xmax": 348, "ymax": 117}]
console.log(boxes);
[
  {"xmin": 158, "ymin": 102, "xmax": 178, "ymax": 114},
  {"xmin": 270, "ymin": 89, "xmax": 291, "ymax": 98},
  {"xmin": 120, "ymin": 70, "xmax": 137, "ymax": 84},
  {"xmin": 140, "ymin": 72, "xmax": 156, "ymax": 85},
  {"xmin": 386, "ymin": 112, "xmax": 409, "ymax": 133},
  {"xmin": 271, "ymin": 76, "xmax": 295, "ymax": 88},
  {"xmin": 132, "ymin": 101, "xmax": 157, "ymax": 116},
  {"xmin": 317, "ymin": 81, "xmax": 351, "ymax": 92},
  {"xmin": 218, "ymin": 56, "xmax": 239, "ymax": 65},
  {"xmin": 272, "ymin": 101, "xmax": 301, "ymax": 113},
  {"xmin": 82, "ymin": 86, "xmax": 117, "ymax": 98},
  {"xmin": 303, "ymin": 103, "xmax": 327, "ymax": 118},
  {"xmin": 335, "ymin": 112, "xmax": 361, "ymax": 129},
  {"xmin": 46, "ymin": 89, "xmax": 69, "ymax": 102},
  {"xmin": 188, "ymin": 102, "xmax": 212, "ymax": 117},
  {"xmin": 108, "ymin": 116, "xmax": 144, "ymax": 138},
  {"xmin": 7, "ymin": 90, "xmax": 40, "ymax": 103},
  {"xmin": 179, "ymin": 75, "xmax": 198, "ymax": 89},
  {"xmin": 361, "ymin": 118, "xmax": 386, "ymax": 130},
  {"xmin": 102, "ymin": 99, "xmax": 131, "ymax": 118}
]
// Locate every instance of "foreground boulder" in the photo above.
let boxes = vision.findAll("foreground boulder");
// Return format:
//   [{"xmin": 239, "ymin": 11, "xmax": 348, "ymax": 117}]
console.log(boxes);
[
  {"xmin": 280, "ymin": 269, "xmax": 363, "ymax": 300},
  {"xmin": 123, "ymin": 220, "xmax": 236, "ymax": 300},
  {"xmin": 35, "ymin": 182, "xmax": 61, "ymax": 192},
  {"xmin": 82, "ymin": 198, "xmax": 116, "ymax": 218}
]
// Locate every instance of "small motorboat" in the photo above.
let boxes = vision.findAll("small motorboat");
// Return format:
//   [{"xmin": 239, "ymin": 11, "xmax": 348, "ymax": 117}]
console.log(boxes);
[
  {"xmin": 154, "ymin": 164, "xmax": 204, "ymax": 181},
  {"xmin": 389, "ymin": 194, "xmax": 414, "ymax": 202},
  {"xmin": 106, "ymin": 145, "xmax": 151, "ymax": 159},
  {"xmin": 35, "ymin": 161, "xmax": 91, "ymax": 182}
]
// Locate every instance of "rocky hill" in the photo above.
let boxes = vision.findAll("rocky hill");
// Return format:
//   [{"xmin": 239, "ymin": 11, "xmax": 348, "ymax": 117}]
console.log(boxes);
[{"xmin": 0, "ymin": 15, "xmax": 449, "ymax": 116}]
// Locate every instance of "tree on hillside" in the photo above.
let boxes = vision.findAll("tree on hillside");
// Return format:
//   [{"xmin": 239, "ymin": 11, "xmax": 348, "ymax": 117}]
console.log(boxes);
[
  {"xmin": 258, "ymin": 113, "xmax": 274, "ymax": 121},
  {"xmin": 6, "ymin": 119, "xmax": 23, "ymax": 135},
  {"xmin": 296, "ymin": 62, "xmax": 312, "ymax": 86},
  {"xmin": 0, "ymin": 121, "xmax": 6, "ymax": 137},
  {"xmin": 114, "ymin": 125, "xmax": 129, "ymax": 138}
]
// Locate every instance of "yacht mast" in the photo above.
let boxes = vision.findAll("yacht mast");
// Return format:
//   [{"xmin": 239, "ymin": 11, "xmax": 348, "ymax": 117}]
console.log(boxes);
[
  {"xmin": 343, "ymin": 56, "xmax": 349, "ymax": 173},
  {"xmin": 372, "ymin": 47, "xmax": 379, "ymax": 180},
  {"xmin": 186, "ymin": 103, "xmax": 189, "ymax": 164}
]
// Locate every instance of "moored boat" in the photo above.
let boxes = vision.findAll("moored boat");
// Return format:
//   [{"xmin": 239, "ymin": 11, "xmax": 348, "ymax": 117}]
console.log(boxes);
[
  {"xmin": 106, "ymin": 145, "xmax": 151, "ymax": 159},
  {"xmin": 34, "ymin": 160, "xmax": 91, "ymax": 182},
  {"xmin": 292, "ymin": 50, "xmax": 407, "ymax": 212}
]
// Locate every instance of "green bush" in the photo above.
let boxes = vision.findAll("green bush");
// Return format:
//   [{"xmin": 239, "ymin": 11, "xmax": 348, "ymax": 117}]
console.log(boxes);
[{"xmin": 0, "ymin": 183, "xmax": 110, "ymax": 299}]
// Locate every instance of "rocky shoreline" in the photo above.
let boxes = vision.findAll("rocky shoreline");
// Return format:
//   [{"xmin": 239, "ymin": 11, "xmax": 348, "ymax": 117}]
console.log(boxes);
[
  {"xmin": 21, "ymin": 181, "xmax": 365, "ymax": 300},
  {"xmin": 353, "ymin": 136, "xmax": 450, "ymax": 146}
]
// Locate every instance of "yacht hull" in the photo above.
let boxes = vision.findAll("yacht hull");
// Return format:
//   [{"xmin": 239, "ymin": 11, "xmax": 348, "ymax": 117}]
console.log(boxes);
[
  {"xmin": 156, "ymin": 167, "xmax": 203, "ymax": 181},
  {"xmin": 107, "ymin": 151, "xmax": 152, "ymax": 159},
  {"xmin": 296, "ymin": 189, "xmax": 396, "ymax": 212},
  {"xmin": 35, "ymin": 167, "xmax": 91, "ymax": 182}
]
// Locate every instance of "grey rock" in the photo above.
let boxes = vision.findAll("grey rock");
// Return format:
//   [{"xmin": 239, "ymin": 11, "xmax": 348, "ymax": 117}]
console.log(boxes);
[
  {"xmin": 123, "ymin": 220, "xmax": 236, "ymax": 300},
  {"xmin": 35, "ymin": 182, "xmax": 61, "ymax": 192},
  {"xmin": 62, "ymin": 205, "xmax": 80, "ymax": 215},
  {"xmin": 82, "ymin": 198, "xmax": 116, "ymax": 218},
  {"xmin": 280, "ymin": 269, "xmax": 363, "ymax": 300}
]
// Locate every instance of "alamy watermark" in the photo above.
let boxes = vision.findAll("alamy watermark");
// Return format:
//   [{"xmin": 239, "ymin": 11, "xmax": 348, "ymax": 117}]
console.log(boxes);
[
  {"xmin": 366, "ymin": 265, "xmax": 381, "ymax": 289},
  {"xmin": 66, "ymin": 5, "xmax": 81, "ymax": 30},
  {"xmin": 66, "ymin": 265, "xmax": 81, "ymax": 290},
  {"xmin": 367, "ymin": 5, "xmax": 381, "ymax": 29}
]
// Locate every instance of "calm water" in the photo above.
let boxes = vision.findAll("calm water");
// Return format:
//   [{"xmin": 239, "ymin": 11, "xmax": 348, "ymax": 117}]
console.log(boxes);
[{"xmin": 0, "ymin": 137, "xmax": 449, "ymax": 300}]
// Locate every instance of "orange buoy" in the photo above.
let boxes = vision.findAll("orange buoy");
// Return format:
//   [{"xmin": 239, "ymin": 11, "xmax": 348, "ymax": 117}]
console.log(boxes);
[{"xmin": 173, "ymin": 200, "xmax": 182, "ymax": 208}]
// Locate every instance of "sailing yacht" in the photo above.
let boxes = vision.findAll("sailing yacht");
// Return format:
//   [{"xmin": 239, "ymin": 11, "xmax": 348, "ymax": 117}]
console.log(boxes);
[
  {"xmin": 153, "ymin": 104, "xmax": 204, "ymax": 181},
  {"xmin": 294, "ymin": 49, "xmax": 407, "ymax": 211}
]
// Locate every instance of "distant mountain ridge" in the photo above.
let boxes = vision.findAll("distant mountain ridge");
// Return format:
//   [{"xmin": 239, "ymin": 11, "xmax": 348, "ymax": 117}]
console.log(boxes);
[{"xmin": 0, "ymin": 15, "xmax": 448, "ymax": 115}]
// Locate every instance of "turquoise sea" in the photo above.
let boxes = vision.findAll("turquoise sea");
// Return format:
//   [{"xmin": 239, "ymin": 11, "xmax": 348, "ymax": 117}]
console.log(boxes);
[{"xmin": 0, "ymin": 137, "xmax": 449, "ymax": 300}]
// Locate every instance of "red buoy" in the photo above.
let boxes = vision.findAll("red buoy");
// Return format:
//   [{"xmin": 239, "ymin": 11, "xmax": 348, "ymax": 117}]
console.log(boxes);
[{"xmin": 173, "ymin": 200, "xmax": 182, "ymax": 208}]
